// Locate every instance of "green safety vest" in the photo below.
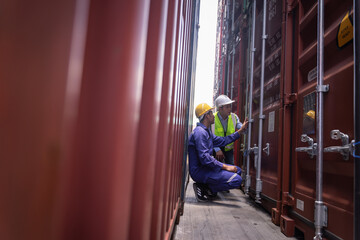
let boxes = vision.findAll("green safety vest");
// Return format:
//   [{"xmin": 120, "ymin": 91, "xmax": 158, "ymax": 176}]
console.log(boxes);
[{"xmin": 212, "ymin": 112, "xmax": 236, "ymax": 151}]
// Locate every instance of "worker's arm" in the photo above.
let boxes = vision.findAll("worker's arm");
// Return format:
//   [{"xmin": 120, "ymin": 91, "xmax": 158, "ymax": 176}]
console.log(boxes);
[
  {"xmin": 194, "ymin": 129, "xmax": 223, "ymax": 171},
  {"xmin": 212, "ymin": 131, "xmax": 240, "ymax": 148},
  {"xmin": 212, "ymin": 119, "xmax": 249, "ymax": 148}
]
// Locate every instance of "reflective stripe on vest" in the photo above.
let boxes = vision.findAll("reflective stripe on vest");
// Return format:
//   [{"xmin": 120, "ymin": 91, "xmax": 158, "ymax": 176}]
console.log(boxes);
[{"xmin": 212, "ymin": 112, "xmax": 236, "ymax": 151}]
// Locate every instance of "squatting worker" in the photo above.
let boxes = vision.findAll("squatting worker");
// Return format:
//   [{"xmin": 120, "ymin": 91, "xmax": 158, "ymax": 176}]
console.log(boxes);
[
  {"xmin": 188, "ymin": 103, "xmax": 249, "ymax": 202},
  {"xmin": 212, "ymin": 95, "xmax": 244, "ymax": 165}
]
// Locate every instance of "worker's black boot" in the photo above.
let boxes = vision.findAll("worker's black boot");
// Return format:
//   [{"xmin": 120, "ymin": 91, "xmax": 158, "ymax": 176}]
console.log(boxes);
[
  {"xmin": 198, "ymin": 183, "xmax": 217, "ymax": 199},
  {"xmin": 193, "ymin": 182, "xmax": 210, "ymax": 202}
]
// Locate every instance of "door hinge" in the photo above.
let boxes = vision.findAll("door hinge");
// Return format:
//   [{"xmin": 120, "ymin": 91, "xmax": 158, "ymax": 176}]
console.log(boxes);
[{"xmin": 284, "ymin": 93, "xmax": 297, "ymax": 105}]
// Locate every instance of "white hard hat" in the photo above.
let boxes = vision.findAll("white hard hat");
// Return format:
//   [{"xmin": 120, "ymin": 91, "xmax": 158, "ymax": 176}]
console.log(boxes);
[{"xmin": 215, "ymin": 95, "xmax": 235, "ymax": 108}]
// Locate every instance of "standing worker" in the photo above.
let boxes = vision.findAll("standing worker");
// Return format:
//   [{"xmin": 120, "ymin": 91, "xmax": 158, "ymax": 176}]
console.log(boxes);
[
  {"xmin": 188, "ymin": 103, "xmax": 248, "ymax": 202},
  {"xmin": 212, "ymin": 95, "xmax": 244, "ymax": 165}
]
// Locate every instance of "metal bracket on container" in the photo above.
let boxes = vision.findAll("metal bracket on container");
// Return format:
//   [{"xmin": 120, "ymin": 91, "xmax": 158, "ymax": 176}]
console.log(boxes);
[
  {"xmin": 249, "ymin": 118, "xmax": 254, "ymax": 123},
  {"xmin": 259, "ymin": 114, "xmax": 265, "ymax": 120},
  {"xmin": 263, "ymin": 143, "xmax": 270, "ymax": 156},
  {"xmin": 250, "ymin": 144, "xmax": 259, "ymax": 168},
  {"xmin": 316, "ymin": 84, "xmax": 329, "ymax": 93},
  {"xmin": 240, "ymin": 143, "xmax": 245, "ymax": 153},
  {"xmin": 249, "ymin": 144, "xmax": 258, "ymax": 154},
  {"xmin": 256, "ymin": 179, "xmax": 263, "ymax": 192},
  {"xmin": 324, "ymin": 129, "xmax": 354, "ymax": 160},
  {"xmin": 262, "ymin": 34, "xmax": 268, "ymax": 40},
  {"xmin": 314, "ymin": 201, "xmax": 328, "ymax": 227},
  {"xmin": 255, "ymin": 179, "xmax": 263, "ymax": 203},
  {"xmin": 295, "ymin": 134, "xmax": 317, "ymax": 158},
  {"xmin": 244, "ymin": 143, "xmax": 258, "ymax": 158}
]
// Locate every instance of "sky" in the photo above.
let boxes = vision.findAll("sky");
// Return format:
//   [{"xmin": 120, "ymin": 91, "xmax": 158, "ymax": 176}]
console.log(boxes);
[{"xmin": 193, "ymin": 0, "xmax": 218, "ymax": 125}]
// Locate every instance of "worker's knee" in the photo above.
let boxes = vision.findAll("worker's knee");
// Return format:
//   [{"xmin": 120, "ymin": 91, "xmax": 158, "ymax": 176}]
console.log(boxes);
[{"xmin": 228, "ymin": 174, "xmax": 242, "ymax": 188}]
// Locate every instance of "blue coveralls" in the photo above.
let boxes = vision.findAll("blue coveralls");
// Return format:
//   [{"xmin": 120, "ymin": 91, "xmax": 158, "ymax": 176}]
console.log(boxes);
[{"xmin": 188, "ymin": 122, "xmax": 242, "ymax": 193}]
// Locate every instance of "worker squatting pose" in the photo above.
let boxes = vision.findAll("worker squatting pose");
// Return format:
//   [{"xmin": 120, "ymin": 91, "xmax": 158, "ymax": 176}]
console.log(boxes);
[{"xmin": 188, "ymin": 103, "xmax": 249, "ymax": 202}]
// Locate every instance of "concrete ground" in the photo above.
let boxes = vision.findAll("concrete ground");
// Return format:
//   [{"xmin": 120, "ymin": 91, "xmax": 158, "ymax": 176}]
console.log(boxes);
[{"xmin": 173, "ymin": 179, "xmax": 297, "ymax": 240}]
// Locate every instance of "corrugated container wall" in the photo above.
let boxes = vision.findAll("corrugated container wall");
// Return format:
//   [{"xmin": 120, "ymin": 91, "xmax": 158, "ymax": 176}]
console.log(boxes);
[
  {"xmin": 214, "ymin": 0, "xmax": 355, "ymax": 239},
  {"xmin": 0, "ymin": 0, "xmax": 199, "ymax": 239}
]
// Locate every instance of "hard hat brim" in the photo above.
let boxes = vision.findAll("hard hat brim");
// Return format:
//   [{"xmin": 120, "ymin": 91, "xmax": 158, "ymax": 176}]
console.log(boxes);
[
  {"xmin": 218, "ymin": 100, "xmax": 235, "ymax": 107},
  {"xmin": 202, "ymin": 107, "xmax": 215, "ymax": 116}
]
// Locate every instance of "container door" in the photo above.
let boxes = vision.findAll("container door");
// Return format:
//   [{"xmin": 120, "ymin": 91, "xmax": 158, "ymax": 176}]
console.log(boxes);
[
  {"xmin": 292, "ymin": 0, "xmax": 354, "ymax": 239},
  {"xmin": 249, "ymin": 0, "xmax": 283, "ymax": 214}
]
